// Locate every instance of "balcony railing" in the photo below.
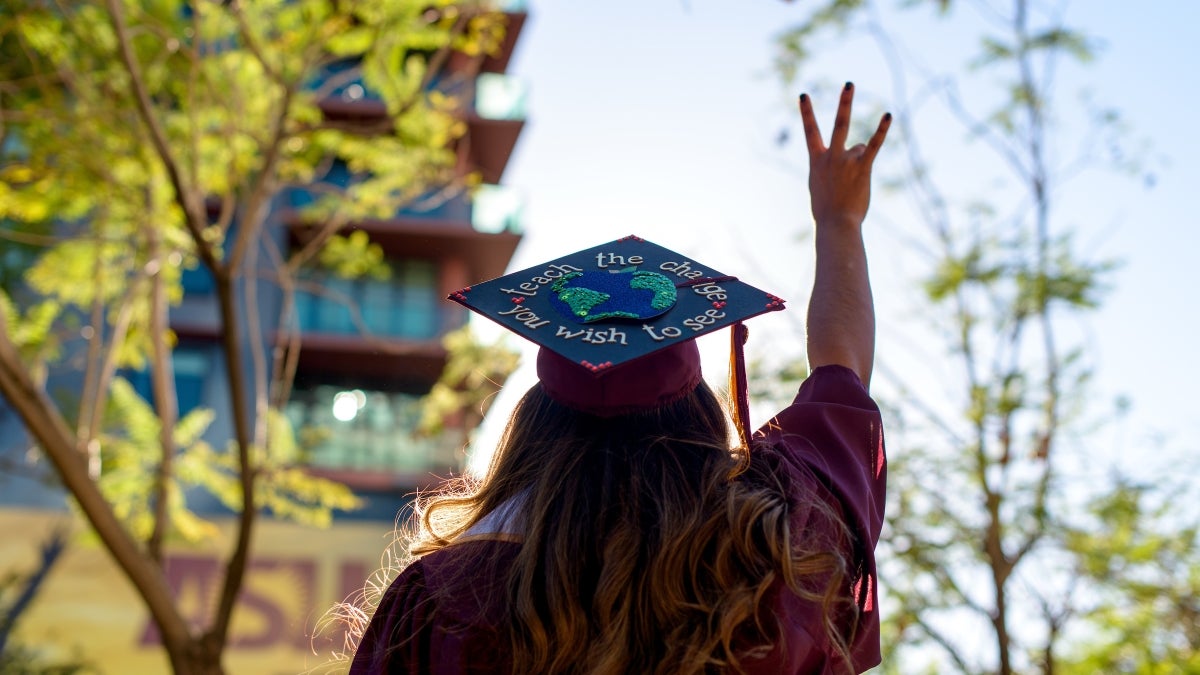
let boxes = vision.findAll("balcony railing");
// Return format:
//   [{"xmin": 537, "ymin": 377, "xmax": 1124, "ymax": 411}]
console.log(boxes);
[{"xmin": 286, "ymin": 386, "xmax": 465, "ymax": 473}]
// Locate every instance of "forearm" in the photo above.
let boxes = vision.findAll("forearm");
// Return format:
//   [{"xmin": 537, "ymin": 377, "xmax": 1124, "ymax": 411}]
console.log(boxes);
[
  {"xmin": 807, "ymin": 221, "xmax": 875, "ymax": 387},
  {"xmin": 796, "ymin": 85, "xmax": 887, "ymax": 388}
]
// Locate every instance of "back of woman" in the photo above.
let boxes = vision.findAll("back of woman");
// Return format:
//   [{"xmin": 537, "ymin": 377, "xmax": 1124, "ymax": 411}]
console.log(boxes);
[{"xmin": 349, "ymin": 85, "xmax": 890, "ymax": 674}]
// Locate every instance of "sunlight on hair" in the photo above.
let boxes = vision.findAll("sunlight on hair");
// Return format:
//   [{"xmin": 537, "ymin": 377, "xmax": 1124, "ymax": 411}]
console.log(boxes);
[
  {"xmin": 308, "ymin": 515, "xmax": 417, "ymax": 671},
  {"xmin": 466, "ymin": 359, "xmax": 537, "ymax": 477}
]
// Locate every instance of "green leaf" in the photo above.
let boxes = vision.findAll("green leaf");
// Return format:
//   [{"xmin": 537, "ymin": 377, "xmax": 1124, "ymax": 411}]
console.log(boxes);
[
  {"xmin": 173, "ymin": 407, "xmax": 216, "ymax": 448},
  {"xmin": 417, "ymin": 326, "xmax": 519, "ymax": 435},
  {"xmin": 317, "ymin": 230, "xmax": 391, "ymax": 280},
  {"xmin": 326, "ymin": 25, "xmax": 375, "ymax": 57},
  {"xmin": 1026, "ymin": 28, "xmax": 1095, "ymax": 63}
]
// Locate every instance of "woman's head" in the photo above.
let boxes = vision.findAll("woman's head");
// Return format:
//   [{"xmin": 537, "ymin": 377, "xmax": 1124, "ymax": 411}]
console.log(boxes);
[{"xmin": 482, "ymin": 374, "xmax": 731, "ymax": 500}]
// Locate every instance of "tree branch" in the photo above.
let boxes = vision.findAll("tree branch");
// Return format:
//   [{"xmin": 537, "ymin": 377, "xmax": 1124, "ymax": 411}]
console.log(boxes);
[
  {"xmin": 206, "ymin": 273, "xmax": 256, "ymax": 650},
  {"xmin": 0, "ymin": 317, "xmax": 192, "ymax": 654},
  {"xmin": 75, "ymin": 243, "xmax": 107, "ymax": 456},
  {"xmin": 913, "ymin": 614, "xmax": 975, "ymax": 674},
  {"xmin": 81, "ymin": 283, "xmax": 138, "ymax": 467},
  {"xmin": 284, "ymin": 209, "xmax": 355, "ymax": 274},
  {"xmin": 229, "ymin": 0, "xmax": 286, "ymax": 86},
  {"xmin": 241, "ymin": 230, "xmax": 269, "ymax": 454},
  {"xmin": 103, "ymin": 0, "xmax": 221, "ymax": 277},
  {"xmin": 146, "ymin": 224, "xmax": 178, "ymax": 564},
  {"xmin": 262, "ymin": 231, "xmax": 302, "ymax": 411},
  {"xmin": 227, "ymin": 85, "xmax": 295, "ymax": 273}
]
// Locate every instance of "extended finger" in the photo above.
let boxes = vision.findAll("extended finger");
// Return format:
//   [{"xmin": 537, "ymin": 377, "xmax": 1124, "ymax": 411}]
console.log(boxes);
[
  {"xmin": 798, "ymin": 93, "xmax": 825, "ymax": 157},
  {"xmin": 863, "ymin": 112, "xmax": 892, "ymax": 164},
  {"xmin": 829, "ymin": 82, "xmax": 854, "ymax": 152}
]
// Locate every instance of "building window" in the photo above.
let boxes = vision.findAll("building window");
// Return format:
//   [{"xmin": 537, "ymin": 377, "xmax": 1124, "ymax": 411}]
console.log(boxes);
[
  {"xmin": 0, "ymin": 240, "xmax": 39, "ymax": 294},
  {"xmin": 285, "ymin": 386, "xmax": 463, "ymax": 473},
  {"xmin": 295, "ymin": 259, "xmax": 439, "ymax": 340},
  {"xmin": 285, "ymin": 160, "xmax": 355, "ymax": 211},
  {"xmin": 308, "ymin": 58, "xmax": 384, "ymax": 104},
  {"xmin": 181, "ymin": 264, "xmax": 214, "ymax": 294},
  {"xmin": 471, "ymin": 184, "xmax": 524, "ymax": 234},
  {"xmin": 173, "ymin": 349, "xmax": 210, "ymax": 417},
  {"xmin": 397, "ymin": 191, "xmax": 471, "ymax": 222},
  {"xmin": 125, "ymin": 345, "xmax": 213, "ymax": 418},
  {"xmin": 474, "ymin": 73, "xmax": 528, "ymax": 121}
]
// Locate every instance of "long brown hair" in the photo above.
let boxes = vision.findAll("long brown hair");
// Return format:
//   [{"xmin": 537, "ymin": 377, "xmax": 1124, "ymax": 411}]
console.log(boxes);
[{"xmin": 406, "ymin": 381, "xmax": 858, "ymax": 673}]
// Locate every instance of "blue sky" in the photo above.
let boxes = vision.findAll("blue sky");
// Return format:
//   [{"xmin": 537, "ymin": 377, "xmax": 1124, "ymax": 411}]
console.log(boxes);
[{"xmin": 470, "ymin": 1, "xmax": 1199, "ymax": 480}]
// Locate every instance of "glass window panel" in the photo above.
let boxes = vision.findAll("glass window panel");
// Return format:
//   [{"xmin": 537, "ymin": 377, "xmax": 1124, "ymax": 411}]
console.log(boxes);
[
  {"xmin": 360, "ymin": 279, "xmax": 392, "ymax": 336},
  {"xmin": 293, "ymin": 258, "xmax": 443, "ymax": 339},
  {"xmin": 317, "ymin": 277, "xmax": 354, "ymax": 333},
  {"xmin": 181, "ymin": 265, "xmax": 214, "ymax": 294},
  {"xmin": 122, "ymin": 346, "xmax": 211, "ymax": 417},
  {"xmin": 293, "ymin": 288, "xmax": 314, "ymax": 331},
  {"xmin": 395, "ymin": 260, "xmax": 438, "ymax": 339},
  {"xmin": 173, "ymin": 348, "xmax": 210, "ymax": 416}
]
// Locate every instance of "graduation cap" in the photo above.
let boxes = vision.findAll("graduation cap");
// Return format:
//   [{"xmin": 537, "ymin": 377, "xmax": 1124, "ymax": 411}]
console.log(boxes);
[{"xmin": 448, "ymin": 235, "xmax": 786, "ymax": 448}]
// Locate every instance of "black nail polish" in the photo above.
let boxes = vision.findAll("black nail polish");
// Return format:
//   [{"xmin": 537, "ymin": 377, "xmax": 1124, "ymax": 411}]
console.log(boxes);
[
  {"xmin": 844, "ymin": 82, "xmax": 853, "ymax": 91},
  {"xmin": 884, "ymin": 112, "xmax": 892, "ymax": 121},
  {"xmin": 799, "ymin": 93, "xmax": 808, "ymax": 102}
]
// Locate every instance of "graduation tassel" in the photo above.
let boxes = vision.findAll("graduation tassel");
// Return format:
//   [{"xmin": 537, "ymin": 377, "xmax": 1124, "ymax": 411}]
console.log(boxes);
[{"xmin": 728, "ymin": 321, "xmax": 753, "ymax": 477}]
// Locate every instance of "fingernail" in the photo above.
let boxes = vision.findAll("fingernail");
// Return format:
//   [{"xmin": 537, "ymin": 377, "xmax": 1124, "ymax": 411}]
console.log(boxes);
[
  {"xmin": 844, "ymin": 81, "xmax": 853, "ymax": 91},
  {"xmin": 799, "ymin": 93, "xmax": 808, "ymax": 103},
  {"xmin": 884, "ymin": 112, "xmax": 892, "ymax": 121}
]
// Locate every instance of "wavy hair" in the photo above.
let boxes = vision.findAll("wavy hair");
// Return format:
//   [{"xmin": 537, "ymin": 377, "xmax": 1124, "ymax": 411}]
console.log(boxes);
[{"xmin": 396, "ymin": 380, "xmax": 858, "ymax": 674}]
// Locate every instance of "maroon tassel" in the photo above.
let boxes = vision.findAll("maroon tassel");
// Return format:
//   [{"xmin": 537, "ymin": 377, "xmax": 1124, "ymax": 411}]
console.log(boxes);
[{"xmin": 728, "ymin": 322, "xmax": 752, "ymax": 476}]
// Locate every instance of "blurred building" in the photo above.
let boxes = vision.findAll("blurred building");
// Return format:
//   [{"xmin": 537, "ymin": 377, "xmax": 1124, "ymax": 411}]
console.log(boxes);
[
  {"xmin": 159, "ymin": 7, "xmax": 528, "ymax": 511},
  {"xmin": 0, "ymin": 4, "xmax": 528, "ymax": 672}
]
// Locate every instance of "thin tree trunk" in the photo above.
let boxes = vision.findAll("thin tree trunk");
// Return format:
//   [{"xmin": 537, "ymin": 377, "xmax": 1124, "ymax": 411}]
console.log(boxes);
[
  {"xmin": 0, "ymin": 329, "xmax": 195, "ymax": 662},
  {"xmin": 147, "ymin": 224, "xmax": 179, "ymax": 564},
  {"xmin": 992, "ymin": 569, "xmax": 1013, "ymax": 675},
  {"xmin": 204, "ymin": 271, "xmax": 256, "ymax": 661}
]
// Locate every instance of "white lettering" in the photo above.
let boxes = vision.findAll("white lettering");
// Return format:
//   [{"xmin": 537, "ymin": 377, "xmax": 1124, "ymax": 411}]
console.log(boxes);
[
  {"xmin": 691, "ymin": 284, "xmax": 727, "ymax": 301},
  {"xmin": 498, "ymin": 305, "xmax": 550, "ymax": 329}
]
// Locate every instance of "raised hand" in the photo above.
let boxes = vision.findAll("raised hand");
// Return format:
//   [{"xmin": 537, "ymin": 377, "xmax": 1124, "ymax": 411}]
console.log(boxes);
[
  {"xmin": 801, "ymin": 83, "xmax": 889, "ymax": 387},
  {"xmin": 799, "ymin": 83, "xmax": 890, "ymax": 230}
]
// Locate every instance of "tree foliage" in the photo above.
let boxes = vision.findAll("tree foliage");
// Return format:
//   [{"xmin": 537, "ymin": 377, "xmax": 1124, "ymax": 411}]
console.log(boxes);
[
  {"xmin": 418, "ymin": 325, "xmax": 520, "ymax": 438},
  {"xmin": 0, "ymin": 0, "xmax": 508, "ymax": 672},
  {"xmin": 771, "ymin": 1, "xmax": 1190, "ymax": 673},
  {"xmin": 1057, "ymin": 479, "xmax": 1200, "ymax": 674}
]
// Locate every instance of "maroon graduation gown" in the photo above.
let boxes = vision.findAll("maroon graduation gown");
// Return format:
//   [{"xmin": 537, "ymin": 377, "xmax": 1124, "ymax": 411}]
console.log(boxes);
[{"xmin": 351, "ymin": 365, "xmax": 886, "ymax": 674}]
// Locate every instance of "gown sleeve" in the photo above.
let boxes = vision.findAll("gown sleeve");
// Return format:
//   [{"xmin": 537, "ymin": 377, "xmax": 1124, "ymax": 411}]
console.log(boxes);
[{"xmin": 755, "ymin": 364, "xmax": 888, "ymax": 673}]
